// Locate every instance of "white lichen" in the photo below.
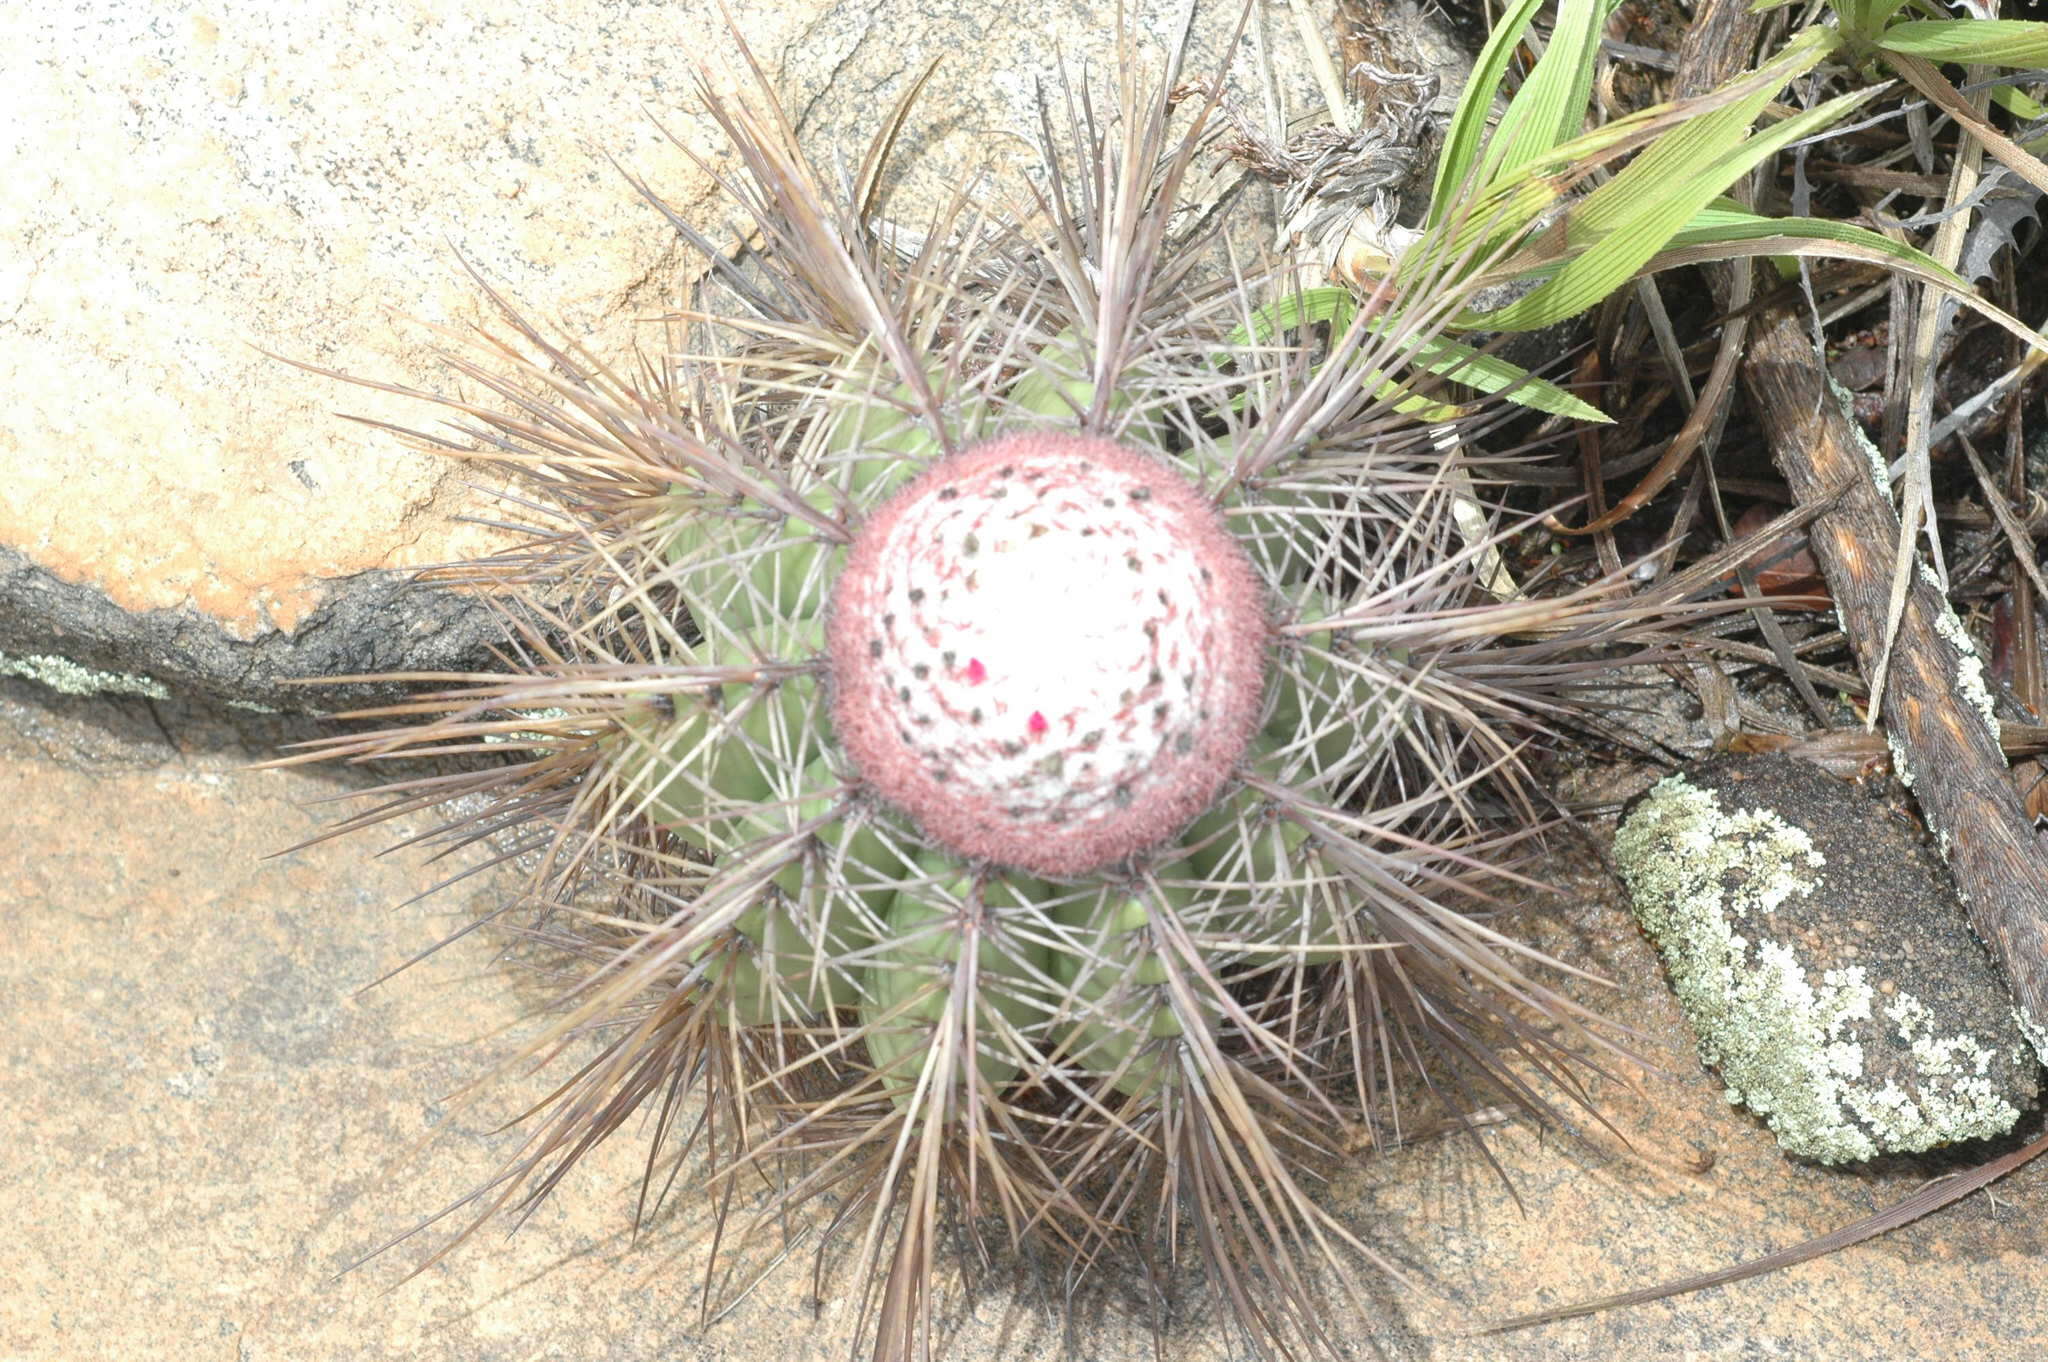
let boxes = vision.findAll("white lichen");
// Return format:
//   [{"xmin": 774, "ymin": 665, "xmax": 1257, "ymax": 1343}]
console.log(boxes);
[
  {"xmin": 1615, "ymin": 774, "xmax": 2025, "ymax": 1162},
  {"xmin": 0, "ymin": 649, "xmax": 170, "ymax": 699},
  {"xmin": 1829, "ymin": 372, "xmax": 1892, "ymax": 494},
  {"xmin": 1844, "ymin": 991, "xmax": 2026, "ymax": 1149},
  {"xmin": 2017, "ymin": 1007, "xmax": 2048, "ymax": 1068},
  {"xmin": 1917, "ymin": 563, "xmax": 1999, "ymax": 735},
  {"xmin": 1885, "ymin": 729, "xmax": 1915, "ymax": 788}
]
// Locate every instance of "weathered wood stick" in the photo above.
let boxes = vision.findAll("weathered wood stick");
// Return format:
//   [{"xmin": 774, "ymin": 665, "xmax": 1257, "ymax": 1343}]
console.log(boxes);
[{"xmin": 1743, "ymin": 305, "xmax": 2048, "ymax": 1062}]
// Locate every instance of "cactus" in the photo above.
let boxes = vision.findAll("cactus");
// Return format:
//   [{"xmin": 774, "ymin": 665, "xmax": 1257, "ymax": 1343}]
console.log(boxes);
[{"xmin": 294, "ymin": 31, "xmax": 1685, "ymax": 1362}]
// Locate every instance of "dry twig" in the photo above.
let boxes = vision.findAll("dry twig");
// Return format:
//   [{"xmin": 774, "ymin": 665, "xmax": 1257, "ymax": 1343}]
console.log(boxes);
[{"xmin": 1744, "ymin": 300, "xmax": 2048, "ymax": 1059}]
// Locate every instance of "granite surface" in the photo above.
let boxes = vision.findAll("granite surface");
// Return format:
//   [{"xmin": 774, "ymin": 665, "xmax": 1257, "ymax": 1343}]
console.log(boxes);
[
  {"xmin": 0, "ymin": 0, "xmax": 1335, "ymax": 710},
  {"xmin": 5, "ymin": 682, "xmax": 2044, "ymax": 1361}
]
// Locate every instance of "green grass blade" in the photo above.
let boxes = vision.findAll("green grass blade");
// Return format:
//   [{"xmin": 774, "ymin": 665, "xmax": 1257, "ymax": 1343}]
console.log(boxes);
[
  {"xmin": 1879, "ymin": 20, "xmax": 2048, "ymax": 67},
  {"xmin": 1400, "ymin": 335, "xmax": 1613, "ymax": 422},
  {"xmin": 1472, "ymin": 0, "xmax": 1611, "ymax": 194},
  {"xmin": 1429, "ymin": 0, "xmax": 1553, "ymax": 225},
  {"xmin": 1832, "ymin": 0, "xmax": 1914, "ymax": 36},
  {"xmin": 1668, "ymin": 203, "xmax": 1954, "ymax": 263},
  {"xmin": 1640, "ymin": 235, "xmax": 2048, "ymax": 354},
  {"xmin": 1993, "ymin": 85, "xmax": 2047, "ymax": 120},
  {"xmin": 1228, "ymin": 288, "xmax": 1359, "ymax": 345},
  {"xmin": 1409, "ymin": 98, "xmax": 1725, "ymax": 287},
  {"xmin": 1412, "ymin": 28, "xmax": 1835, "ymax": 307},
  {"xmin": 1990, "ymin": 86, "xmax": 2048, "ymax": 153},
  {"xmin": 1564, "ymin": 27, "xmax": 1836, "ymax": 243},
  {"xmin": 1477, "ymin": 55, "xmax": 1861, "ymax": 330},
  {"xmin": 1220, "ymin": 288, "xmax": 1606, "ymax": 421}
]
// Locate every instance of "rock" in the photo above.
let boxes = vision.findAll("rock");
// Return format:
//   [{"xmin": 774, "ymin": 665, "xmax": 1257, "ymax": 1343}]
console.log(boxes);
[
  {"xmin": 11, "ymin": 680, "xmax": 2048, "ymax": 1360},
  {"xmin": 1614, "ymin": 754, "xmax": 2040, "ymax": 1163},
  {"xmin": 0, "ymin": 0, "xmax": 1383, "ymax": 712},
  {"xmin": 0, "ymin": 549, "xmax": 517, "ymax": 714}
]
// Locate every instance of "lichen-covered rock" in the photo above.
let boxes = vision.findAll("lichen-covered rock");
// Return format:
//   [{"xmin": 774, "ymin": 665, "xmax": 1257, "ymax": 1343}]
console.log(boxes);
[{"xmin": 1614, "ymin": 754, "xmax": 2040, "ymax": 1163}]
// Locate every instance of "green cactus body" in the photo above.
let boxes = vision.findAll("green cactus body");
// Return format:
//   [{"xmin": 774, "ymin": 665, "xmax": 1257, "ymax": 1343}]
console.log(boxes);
[
  {"xmin": 623, "ymin": 406, "xmax": 1432, "ymax": 1056},
  {"xmin": 664, "ymin": 368, "xmax": 960, "ymax": 632},
  {"xmin": 1273, "ymin": 630, "xmax": 1408, "ymax": 794},
  {"xmin": 1050, "ymin": 880, "xmax": 1197, "ymax": 1097},
  {"xmin": 723, "ymin": 892, "xmax": 871, "ymax": 1025},
  {"xmin": 1004, "ymin": 327, "xmax": 1172, "ymax": 450},
  {"xmin": 619, "ymin": 398, "xmax": 1387, "ymax": 1083},
  {"xmin": 717, "ymin": 760, "xmax": 905, "ymax": 1025},
  {"xmin": 860, "ymin": 852, "xmax": 1056, "ymax": 1099},
  {"xmin": 1189, "ymin": 435, "xmax": 1343, "ymax": 587},
  {"xmin": 817, "ymin": 364, "xmax": 983, "ymax": 484},
  {"xmin": 751, "ymin": 777, "xmax": 904, "ymax": 912},
  {"xmin": 1176, "ymin": 794, "xmax": 1341, "ymax": 965},
  {"xmin": 311, "ymin": 56, "xmax": 1679, "ymax": 1358},
  {"xmin": 612, "ymin": 626, "xmax": 824, "ymax": 839},
  {"xmin": 661, "ymin": 490, "xmax": 843, "ymax": 631}
]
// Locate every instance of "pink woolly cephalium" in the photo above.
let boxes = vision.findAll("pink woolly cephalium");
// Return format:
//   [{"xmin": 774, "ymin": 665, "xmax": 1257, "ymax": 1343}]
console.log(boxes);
[{"xmin": 287, "ymin": 24, "xmax": 1702, "ymax": 1362}]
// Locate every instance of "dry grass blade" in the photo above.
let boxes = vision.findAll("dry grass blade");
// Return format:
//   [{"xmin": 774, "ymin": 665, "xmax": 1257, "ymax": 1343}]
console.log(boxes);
[
  {"xmin": 1484, "ymin": 1122, "xmax": 2048, "ymax": 1331},
  {"xmin": 1867, "ymin": 58, "xmax": 1991, "ymax": 728}
]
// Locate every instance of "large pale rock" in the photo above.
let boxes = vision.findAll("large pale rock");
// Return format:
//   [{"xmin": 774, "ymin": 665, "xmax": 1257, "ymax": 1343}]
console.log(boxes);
[
  {"xmin": 6, "ymin": 684, "xmax": 2046, "ymax": 1360},
  {"xmin": 0, "ymin": 0, "xmax": 1339, "ymax": 710}
]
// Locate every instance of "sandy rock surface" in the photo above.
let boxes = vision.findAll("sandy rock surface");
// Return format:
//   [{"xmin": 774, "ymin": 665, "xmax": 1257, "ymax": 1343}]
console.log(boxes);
[
  {"xmin": 5, "ymin": 683, "xmax": 2044, "ymax": 1361},
  {"xmin": 1, "ymin": 0, "xmax": 1333, "ymax": 710}
]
